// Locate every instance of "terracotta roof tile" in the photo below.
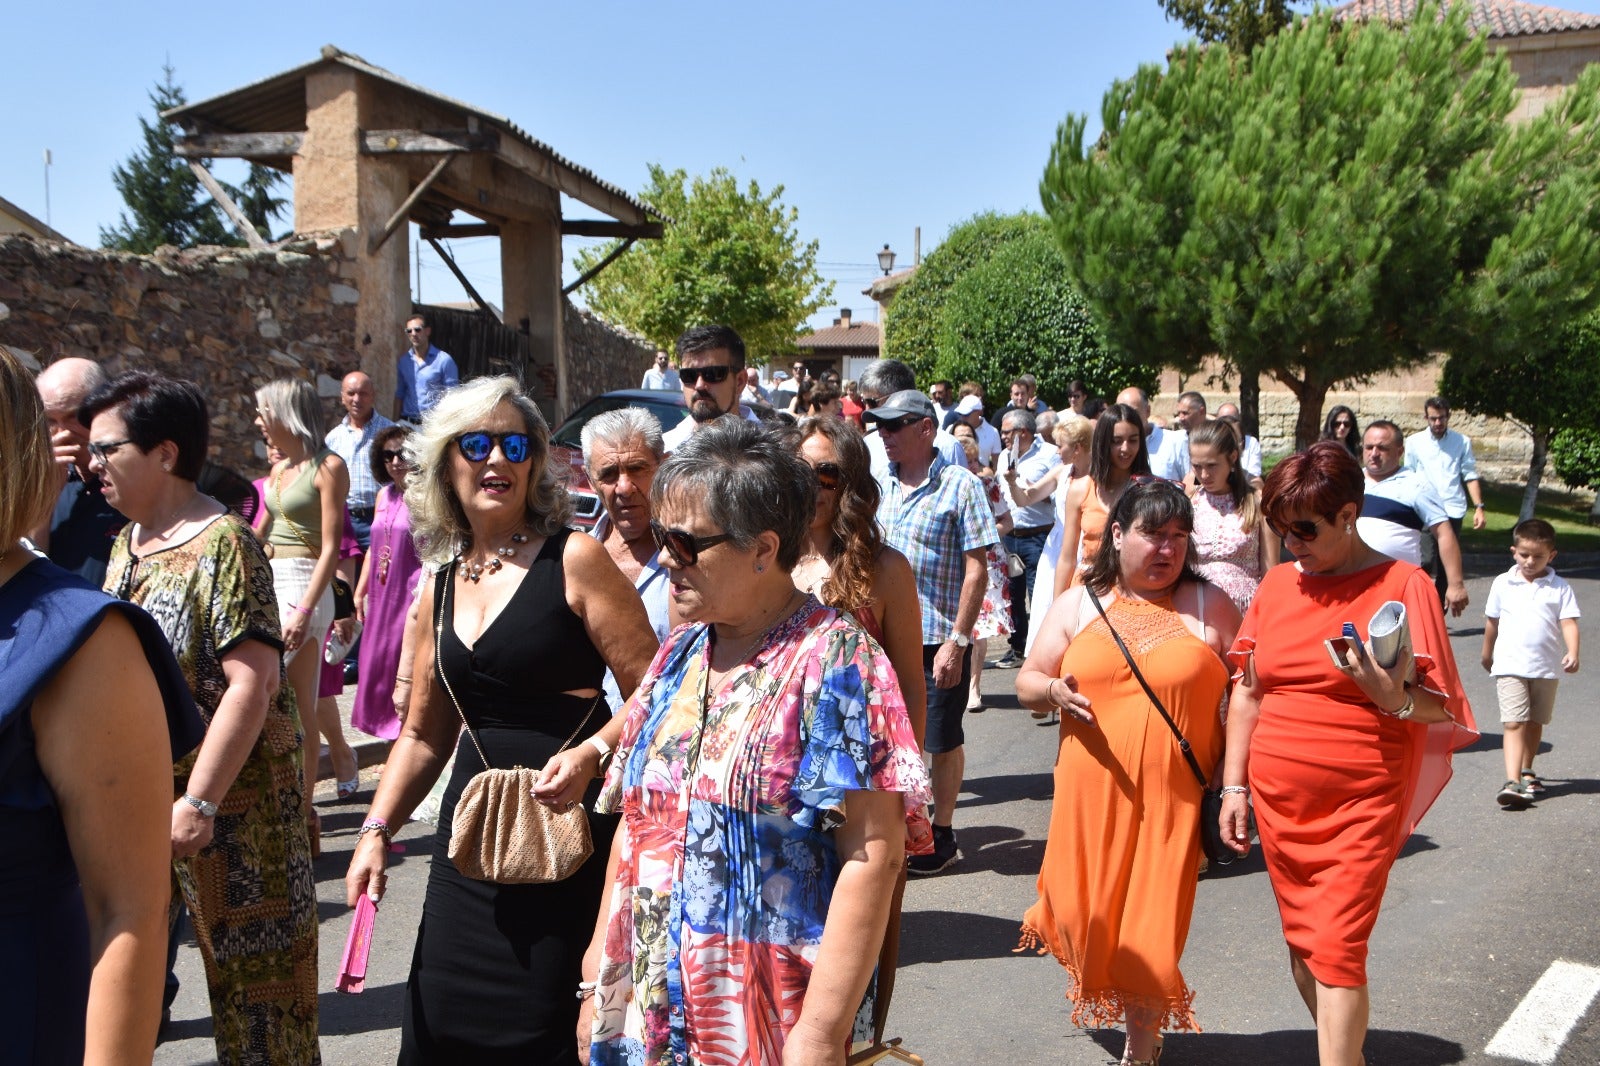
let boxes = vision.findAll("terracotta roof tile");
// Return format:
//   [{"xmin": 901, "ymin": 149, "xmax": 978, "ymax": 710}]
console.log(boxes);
[
  {"xmin": 1331, "ymin": 0, "xmax": 1600, "ymax": 38},
  {"xmin": 796, "ymin": 321, "xmax": 880, "ymax": 350}
]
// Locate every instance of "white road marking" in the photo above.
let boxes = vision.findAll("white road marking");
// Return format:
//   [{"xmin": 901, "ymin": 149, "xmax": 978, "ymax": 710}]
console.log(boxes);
[{"xmin": 1485, "ymin": 959, "xmax": 1600, "ymax": 1064}]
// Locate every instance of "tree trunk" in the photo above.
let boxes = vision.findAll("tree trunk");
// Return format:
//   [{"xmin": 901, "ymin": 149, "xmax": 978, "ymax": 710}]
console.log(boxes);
[
  {"xmin": 1521, "ymin": 426, "xmax": 1550, "ymax": 522},
  {"xmin": 1272, "ymin": 365, "xmax": 1329, "ymax": 452},
  {"xmin": 1240, "ymin": 370, "xmax": 1260, "ymax": 440}
]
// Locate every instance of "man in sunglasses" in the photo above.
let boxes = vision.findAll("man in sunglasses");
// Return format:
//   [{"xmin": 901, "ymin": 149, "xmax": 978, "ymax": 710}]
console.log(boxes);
[
  {"xmin": 859, "ymin": 359, "xmax": 967, "ymax": 479},
  {"xmin": 395, "ymin": 313, "xmax": 458, "ymax": 422},
  {"xmin": 1357, "ymin": 420, "xmax": 1469, "ymax": 616},
  {"xmin": 869, "ymin": 390, "xmax": 999, "ymax": 875},
  {"xmin": 324, "ymin": 371, "xmax": 394, "ymax": 549},
  {"xmin": 661, "ymin": 324, "xmax": 762, "ymax": 453},
  {"xmin": 640, "ymin": 349, "xmax": 680, "ymax": 391},
  {"xmin": 1215, "ymin": 401, "xmax": 1263, "ymax": 478}
]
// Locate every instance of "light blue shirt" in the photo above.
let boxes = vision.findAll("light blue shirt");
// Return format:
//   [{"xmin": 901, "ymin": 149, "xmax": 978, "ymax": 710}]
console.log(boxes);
[
  {"xmin": 396, "ymin": 345, "xmax": 459, "ymax": 419},
  {"xmin": 998, "ymin": 437, "xmax": 1062, "ymax": 529},
  {"xmin": 1405, "ymin": 428, "xmax": 1479, "ymax": 520},
  {"xmin": 324, "ymin": 411, "xmax": 395, "ymax": 511},
  {"xmin": 587, "ymin": 512, "xmax": 673, "ymax": 714}
]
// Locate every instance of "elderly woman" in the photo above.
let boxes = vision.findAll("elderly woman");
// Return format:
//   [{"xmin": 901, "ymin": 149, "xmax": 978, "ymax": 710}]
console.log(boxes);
[
  {"xmin": 1017, "ymin": 479, "xmax": 1240, "ymax": 1066},
  {"xmin": 352, "ymin": 424, "xmax": 423, "ymax": 740},
  {"xmin": 1220, "ymin": 442, "xmax": 1475, "ymax": 1066},
  {"xmin": 252, "ymin": 378, "xmax": 355, "ymax": 834},
  {"xmin": 580, "ymin": 418, "xmax": 930, "ymax": 1066},
  {"xmin": 83, "ymin": 372, "xmax": 320, "ymax": 1065},
  {"xmin": 345, "ymin": 377, "xmax": 657, "ymax": 1064},
  {"xmin": 1, "ymin": 352, "xmax": 201, "ymax": 1066}
]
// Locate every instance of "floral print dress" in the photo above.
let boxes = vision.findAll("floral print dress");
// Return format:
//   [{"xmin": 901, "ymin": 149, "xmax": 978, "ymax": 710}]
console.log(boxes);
[
  {"xmin": 974, "ymin": 476, "xmax": 1013, "ymax": 641},
  {"xmin": 1192, "ymin": 489, "xmax": 1265, "ymax": 613},
  {"xmin": 590, "ymin": 597, "xmax": 931, "ymax": 1066}
]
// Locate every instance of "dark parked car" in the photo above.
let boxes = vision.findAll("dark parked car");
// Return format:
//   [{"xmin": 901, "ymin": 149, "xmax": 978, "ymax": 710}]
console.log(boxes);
[{"xmin": 551, "ymin": 389, "xmax": 689, "ymax": 529}]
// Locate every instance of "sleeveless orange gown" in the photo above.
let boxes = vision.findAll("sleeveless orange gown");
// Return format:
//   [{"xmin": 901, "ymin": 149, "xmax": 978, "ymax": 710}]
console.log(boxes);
[
  {"xmin": 1066, "ymin": 478, "xmax": 1110, "ymax": 589},
  {"xmin": 1021, "ymin": 594, "xmax": 1228, "ymax": 1033},
  {"xmin": 1230, "ymin": 560, "xmax": 1475, "ymax": 987}
]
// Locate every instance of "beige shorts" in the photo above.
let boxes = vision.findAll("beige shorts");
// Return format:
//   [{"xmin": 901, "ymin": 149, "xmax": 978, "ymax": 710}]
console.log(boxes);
[{"xmin": 1496, "ymin": 675, "xmax": 1559, "ymax": 725}]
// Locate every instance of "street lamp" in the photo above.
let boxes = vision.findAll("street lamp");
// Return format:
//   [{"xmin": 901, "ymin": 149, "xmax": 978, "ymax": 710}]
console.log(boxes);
[{"xmin": 877, "ymin": 243, "xmax": 896, "ymax": 276}]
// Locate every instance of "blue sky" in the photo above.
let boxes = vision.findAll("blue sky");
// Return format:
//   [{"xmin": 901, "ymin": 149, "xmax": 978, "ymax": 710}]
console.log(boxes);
[{"xmin": 9, "ymin": 1, "xmax": 1600, "ymax": 333}]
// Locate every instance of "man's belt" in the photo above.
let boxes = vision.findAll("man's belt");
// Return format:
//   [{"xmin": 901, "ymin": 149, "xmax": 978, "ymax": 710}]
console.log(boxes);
[
  {"xmin": 349, "ymin": 506, "xmax": 375, "ymax": 521},
  {"xmin": 1011, "ymin": 524, "xmax": 1054, "ymax": 538}
]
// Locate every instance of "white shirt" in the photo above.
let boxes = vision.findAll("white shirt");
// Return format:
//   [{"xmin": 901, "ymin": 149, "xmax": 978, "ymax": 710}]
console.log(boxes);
[
  {"xmin": 1240, "ymin": 434, "xmax": 1263, "ymax": 478},
  {"xmin": 1404, "ymin": 428, "xmax": 1479, "ymax": 520},
  {"xmin": 867, "ymin": 427, "xmax": 966, "ymax": 481},
  {"xmin": 998, "ymin": 438, "xmax": 1061, "ymax": 530},
  {"xmin": 641, "ymin": 365, "xmax": 681, "ymax": 390},
  {"xmin": 1357, "ymin": 468, "xmax": 1449, "ymax": 566},
  {"xmin": 1485, "ymin": 565, "xmax": 1580, "ymax": 679},
  {"xmin": 587, "ymin": 512, "xmax": 674, "ymax": 711},
  {"xmin": 661, "ymin": 404, "xmax": 761, "ymax": 453},
  {"xmin": 974, "ymin": 420, "xmax": 1003, "ymax": 470},
  {"xmin": 1148, "ymin": 425, "xmax": 1191, "ymax": 481}
]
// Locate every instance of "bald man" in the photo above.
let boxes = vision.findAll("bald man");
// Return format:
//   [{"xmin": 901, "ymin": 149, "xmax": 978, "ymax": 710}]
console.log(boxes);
[
  {"xmin": 324, "ymin": 370, "xmax": 395, "ymax": 548},
  {"xmin": 31, "ymin": 357, "xmax": 127, "ymax": 586}
]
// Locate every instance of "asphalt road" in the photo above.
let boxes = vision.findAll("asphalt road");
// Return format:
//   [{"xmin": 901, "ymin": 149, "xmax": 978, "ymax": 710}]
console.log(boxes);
[{"xmin": 157, "ymin": 560, "xmax": 1600, "ymax": 1065}]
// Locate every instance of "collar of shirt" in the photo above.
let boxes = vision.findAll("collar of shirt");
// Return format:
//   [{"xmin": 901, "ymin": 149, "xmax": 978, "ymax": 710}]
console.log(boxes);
[
  {"xmin": 888, "ymin": 450, "xmax": 949, "ymax": 494},
  {"xmin": 1504, "ymin": 564, "xmax": 1560, "ymax": 587}
]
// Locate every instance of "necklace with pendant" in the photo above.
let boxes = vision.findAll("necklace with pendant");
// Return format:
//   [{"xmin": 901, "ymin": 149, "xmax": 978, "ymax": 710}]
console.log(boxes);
[
  {"xmin": 376, "ymin": 494, "xmax": 401, "ymax": 584},
  {"xmin": 459, "ymin": 530, "xmax": 528, "ymax": 583}
]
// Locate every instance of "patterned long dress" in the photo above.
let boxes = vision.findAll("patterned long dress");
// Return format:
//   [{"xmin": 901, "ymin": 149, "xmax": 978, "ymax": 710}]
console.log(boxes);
[
  {"xmin": 1191, "ymin": 489, "xmax": 1265, "ymax": 613},
  {"xmin": 589, "ymin": 598, "xmax": 931, "ymax": 1066},
  {"xmin": 105, "ymin": 512, "xmax": 320, "ymax": 1066}
]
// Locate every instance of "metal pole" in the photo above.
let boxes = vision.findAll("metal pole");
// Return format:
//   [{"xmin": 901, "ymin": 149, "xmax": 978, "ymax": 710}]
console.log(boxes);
[{"xmin": 43, "ymin": 149, "xmax": 52, "ymax": 230}]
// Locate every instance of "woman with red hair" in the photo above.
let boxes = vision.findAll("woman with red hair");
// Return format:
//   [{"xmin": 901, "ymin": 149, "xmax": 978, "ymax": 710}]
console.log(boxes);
[{"xmin": 1219, "ymin": 442, "xmax": 1475, "ymax": 1066}]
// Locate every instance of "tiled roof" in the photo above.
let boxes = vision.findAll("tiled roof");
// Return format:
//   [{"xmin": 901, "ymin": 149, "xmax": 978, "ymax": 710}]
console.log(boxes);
[
  {"xmin": 1331, "ymin": 0, "xmax": 1600, "ymax": 38},
  {"xmin": 797, "ymin": 320, "xmax": 880, "ymax": 350}
]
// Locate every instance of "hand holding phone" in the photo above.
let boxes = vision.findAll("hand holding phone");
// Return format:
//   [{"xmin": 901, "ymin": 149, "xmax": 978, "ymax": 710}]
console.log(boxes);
[{"xmin": 1324, "ymin": 622, "xmax": 1366, "ymax": 669}]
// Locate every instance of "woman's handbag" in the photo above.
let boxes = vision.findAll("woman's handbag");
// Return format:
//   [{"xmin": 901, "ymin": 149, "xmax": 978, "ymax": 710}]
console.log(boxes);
[
  {"xmin": 331, "ymin": 576, "xmax": 356, "ymax": 620},
  {"xmin": 434, "ymin": 564, "xmax": 599, "ymax": 884},
  {"xmin": 1086, "ymin": 589, "xmax": 1236, "ymax": 867}
]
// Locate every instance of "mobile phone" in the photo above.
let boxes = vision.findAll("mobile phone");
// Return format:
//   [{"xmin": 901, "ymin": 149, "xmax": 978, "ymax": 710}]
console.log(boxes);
[
  {"xmin": 1341, "ymin": 622, "xmax": 1366, "ymax": 656},
  {"xmin": 1324, "ymin": 623, "xmax": 1365, "ymax": 669}
]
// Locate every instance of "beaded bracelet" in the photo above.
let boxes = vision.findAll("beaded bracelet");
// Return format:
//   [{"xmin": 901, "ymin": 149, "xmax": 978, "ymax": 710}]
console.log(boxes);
[
  {"xmin": 290, "ymin": 603, "xmax": 312, "ymax": 616},
  {"xmin": 576, "ymin": 980, "xmax": 597, "ymax": 1000},
  {"xmin": 356, "ymin": 818, "xmax": 393, "ymax": 848},
  {"xmin": 1219, "ymin": 785, "xmax": 1250, "ymax": 796}
]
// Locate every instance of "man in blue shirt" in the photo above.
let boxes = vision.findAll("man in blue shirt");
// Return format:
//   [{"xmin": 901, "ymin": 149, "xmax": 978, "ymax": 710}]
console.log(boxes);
[
  {"xmin": 324, "ymin": 371, "xmax": 393, "ymax": 548},
  {"xmin": 395, "ymin": 314, "xmax": 459, "ymax": 420},
  {"xmin": 1406, "ymin": 396, "xmax": 1486, "ymax": 605},
  {"xmin": 30, "ymin": 358, "xmax": 126, "ymax": 587}
]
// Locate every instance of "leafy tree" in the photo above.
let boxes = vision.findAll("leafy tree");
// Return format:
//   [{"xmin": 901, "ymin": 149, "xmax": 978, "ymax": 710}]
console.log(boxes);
[
  {"xmin": 101, "ymin": 65, "xmax": 288, "ymax": 252},
  {"xmin": 573, "ymin": 165, "xmax": 831, "ymax": 357},
  {"xmin": 1159, "ymin": 0, "xmax": 1305, "ymax": 53},
  {"xmin": 1446, "ymin": 310, "xmax": 1600, "ymax": 517},
  {"xmin": 1549, "ymin": 426, "xmax": 1600, "ymax": 497},
  {"xmin": 1042, "ymin": 3, "xmax": 1600, "ymax": 448},
  {"xmin": 929, "ymin": 216, "xmax": 1154, "ymax": 407}
]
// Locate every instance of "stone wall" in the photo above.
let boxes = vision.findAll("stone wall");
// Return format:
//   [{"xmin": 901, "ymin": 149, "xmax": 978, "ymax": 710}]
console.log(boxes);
[
  {"xmin": 562, "ymin": 304, "xmax": 655, "ymax": 416},
  {"xmin": 0, "ymin": 232, "xmax": 359, "ymax": 475}
]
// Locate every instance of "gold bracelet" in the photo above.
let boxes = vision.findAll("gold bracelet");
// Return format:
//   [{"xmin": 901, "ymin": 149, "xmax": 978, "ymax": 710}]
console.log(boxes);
[{"xmin": 394, "ymin": 676, "xmax": 413, "ymax": 685}]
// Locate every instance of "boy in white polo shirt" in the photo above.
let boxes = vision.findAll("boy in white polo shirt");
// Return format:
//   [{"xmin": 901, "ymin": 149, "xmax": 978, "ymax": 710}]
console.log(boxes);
[{"xmin": 1481, "ymin": 518, "xmax": 1581, "ymax": 807}]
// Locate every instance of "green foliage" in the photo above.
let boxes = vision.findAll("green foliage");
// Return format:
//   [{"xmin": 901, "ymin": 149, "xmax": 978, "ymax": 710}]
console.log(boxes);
[
  {"xmin": 1441, "ymin": 310, "xmax": 1600, "ymax": 438},
  {"xmin": 573, "ymin": 165, "xmax": 831, "ymax": 357},
  {"xmin": 1550, "ymin": 428, "xmax": 1600, "ymax": 492},
  {"xmin": 933, "ymin": 221, "xmax": 1154, "ymax": 407},
  {"xmin": 101, "ymin": 66, "xmax": 287, "ymax": 252},
  {"xmin": 1042, "ymin": 3, "xmax": 1600, "ymax": 447},
  {"xmin": 1159, "ymin": 0, "xmax": 1305, "ymax": 53}
]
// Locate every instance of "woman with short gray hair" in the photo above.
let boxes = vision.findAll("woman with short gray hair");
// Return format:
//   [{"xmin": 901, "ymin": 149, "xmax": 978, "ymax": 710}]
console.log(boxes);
[{"xmin": 580, "ymin": 418, "xmax": 930, "ymax": 1064}]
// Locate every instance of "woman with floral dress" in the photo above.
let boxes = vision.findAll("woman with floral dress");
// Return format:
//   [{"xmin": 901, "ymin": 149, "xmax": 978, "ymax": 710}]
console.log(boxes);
[
  {"xmin": 580, "ymin": 419, "xmax": 930, "ymax": 1066},
  {"xmin": 1189, "ymin": 420, "xmax": 1278, "ymax": 613},
  {"xmin": 959, "ymin": 438, "xmax": 1014, "ymax": 712}
]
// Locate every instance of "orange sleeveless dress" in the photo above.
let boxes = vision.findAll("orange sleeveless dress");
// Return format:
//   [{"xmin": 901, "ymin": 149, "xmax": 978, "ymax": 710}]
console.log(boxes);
[
  {"xmin": 1230, "ymin": 560, "xmax": 1475, "ymax": 987},
  {"xmin": 1065, "ymin": 478, "xmax": 1110, "ymax": 589},
  {"xmin": 1021, "ymin": 594, "xmax": 1228, "ymax": 1033}
]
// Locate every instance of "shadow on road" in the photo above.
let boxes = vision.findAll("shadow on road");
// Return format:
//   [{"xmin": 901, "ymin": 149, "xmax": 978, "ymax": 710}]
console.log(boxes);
[
  {"xmin": 944, "ymin": 822, "xmax": 1044, "ymax": 876},
  {"xmin": 897, "ymin": 908, "xmax": 1031, "ymax": 966},
  {"xmin": 959, "ymin": 772, "xmax": 1055, "ymax": 810},
  {"xmin": 1089, "ymin": 1026, "xmax": 1464, "ymax": 1064},
  {"xmin": 318, "ymin": 981, "xmax": 408, "ymax": 1036}
]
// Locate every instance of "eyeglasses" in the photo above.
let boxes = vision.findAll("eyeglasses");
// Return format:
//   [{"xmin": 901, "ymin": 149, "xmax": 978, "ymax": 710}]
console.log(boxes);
[
  {"xmin": 1267, "ymin": 515, "xmax": 1326, "ymax": 542},
  {"xmin": 649, "ymin": 519, "xmax": 734, "ymax": 568},
  {"xmin": 404, "ymin": 327, "xmax": 426, "ymax": 335},
  {"xmin": 874, "ymin": 415, "xmax": 925, "ymax": 434},
  {"xmin": 1334, "ymin": 419, "xmax": 1355, "ymax": 429},
  {"xmin": 683, "ymin": 365, "xmax": 733, "ymax": 385},
  {"xmin": 88, "ymin": 438, "xmax": 135, "ymax": 463},
  {"xmin": 455, "ymin": 431, "xmax": 532, "ymax": 464},
  {"xmin": 812, "ymin": 462, "xmax": 842, "ymax": 491},
  {"xmin": 861, "ymin": 396, "xmax": 884, "ymax": 409},
  {"xmin": 379, "ymin": 449, "xmax": 407, "ymax": 464}
]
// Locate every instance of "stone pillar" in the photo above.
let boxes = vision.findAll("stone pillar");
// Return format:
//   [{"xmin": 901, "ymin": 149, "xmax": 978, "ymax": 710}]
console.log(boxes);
[
  {"xmin": 294, "ymin": 67, "xmax": 410, "ymax": 418},
  {"xmin": 501, "ymin": 212, "xmax": 565, "ymax": 424}
]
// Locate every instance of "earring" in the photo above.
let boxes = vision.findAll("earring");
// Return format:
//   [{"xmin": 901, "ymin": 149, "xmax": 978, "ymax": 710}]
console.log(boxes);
[
  {"xmin": 1345, "ymin": 524, "xmax": 1353, "ymax": 534},
  {"xmin": 756, "ymin": 565, "xmax": 765, "ymax": 574},
  {"xmin": 163, "ymin": 463, "xmax": 172, "ymax": 472}
]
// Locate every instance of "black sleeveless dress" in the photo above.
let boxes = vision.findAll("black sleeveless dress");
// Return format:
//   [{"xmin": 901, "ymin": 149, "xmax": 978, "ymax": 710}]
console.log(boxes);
[{"xmin": 400, "ymin": 530, "xmax": 619, "ymax": 1065}]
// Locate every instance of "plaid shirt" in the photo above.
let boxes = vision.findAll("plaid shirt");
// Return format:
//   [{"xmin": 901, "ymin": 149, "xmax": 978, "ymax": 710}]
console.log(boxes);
[
  {"xmin": 325, "ymin": 412, "xmax": 395, "ymax": 511},
  {"xmin": 877, "ymin": 453, "xmax": 999, "ymax": 645}
]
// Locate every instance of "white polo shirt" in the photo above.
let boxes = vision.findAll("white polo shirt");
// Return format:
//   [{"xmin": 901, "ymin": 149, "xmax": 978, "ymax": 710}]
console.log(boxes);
[
  {"xmin": 1485, "ymin": 565, "xmax": 1581, "ymax": 679},
  {"xmin": 1148, "ymin": 425, "xmax": 1191, "ymax": 481},
  {"xmin": 661, "ymin": 404, "xmax": 761, "ymax": 453}
]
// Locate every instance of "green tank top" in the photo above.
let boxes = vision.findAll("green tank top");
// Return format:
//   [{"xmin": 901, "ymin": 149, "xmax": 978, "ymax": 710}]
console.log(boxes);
[{"xmin": 266, "ymin": 450, "xmax": 330, "ymax": 550}]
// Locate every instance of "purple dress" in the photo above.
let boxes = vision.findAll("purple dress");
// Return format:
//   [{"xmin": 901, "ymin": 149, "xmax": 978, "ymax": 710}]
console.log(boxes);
[{"xmin": 353, "ymin": 485, "xmax": 423, "ymax": 739}]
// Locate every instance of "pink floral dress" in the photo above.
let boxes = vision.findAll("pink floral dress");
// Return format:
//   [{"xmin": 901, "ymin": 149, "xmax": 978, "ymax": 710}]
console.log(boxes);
[
  {"xmin": 1192, "ymin": 489, "xmax": 1264, "ymax": 613},
  {"xmin": 974, "ymin": 476, "xmax": 1013, "ymax": 641}
]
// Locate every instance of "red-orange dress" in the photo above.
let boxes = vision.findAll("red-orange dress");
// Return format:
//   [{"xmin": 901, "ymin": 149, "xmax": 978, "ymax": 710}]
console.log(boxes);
[
  {"xmin": 1230, "ymin": 560, "xmax": 1475, "ymax": 988},
  {"xmin": 1021, "ymin": 594, "xmax": 1228, "ymax": 1033}
]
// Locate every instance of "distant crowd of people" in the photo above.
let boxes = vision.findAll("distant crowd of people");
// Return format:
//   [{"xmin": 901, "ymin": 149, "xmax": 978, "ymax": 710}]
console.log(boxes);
[{"xmin": 6, "ymin": 315, "xmax": 1584, "ymax": 1066}]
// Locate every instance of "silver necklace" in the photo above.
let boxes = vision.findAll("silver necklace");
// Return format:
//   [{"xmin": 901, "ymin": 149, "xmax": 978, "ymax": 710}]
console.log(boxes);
[{"xmin": 458, "ymin": 530, "xmax": 528, "ymax": 583}]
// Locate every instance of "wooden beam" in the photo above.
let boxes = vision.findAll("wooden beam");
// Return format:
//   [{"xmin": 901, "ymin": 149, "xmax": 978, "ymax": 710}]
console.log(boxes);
[
  {"xmin": 368, "ymin": 153, "xmax": 458, "ymax": 255},
  {"xmin": 363, "ymin": 129, "xmax": 499, "ymax": 154},
  {"xmin": 425, "ymin": 237, "xmax": 497, "ymax": 318},
  {"xmin": 173, "ymin": 131, "xmax": 303, "ymax": 160},
  {"xmin": 185, "ymin": 160, "xmax": 268, "ymax": 250},
  {"xmin": 494, "ymin": 135, "xmax": 656, "ymax": 227},
  {"xmin": 563, "ymin": 238, "xmax": 635, "ymax": 296},
  {"xmin": 419, "ymin": 223, "xmax": 501, "ymax": 240},
  {"xmin": 560, "ymin": 219, "xmax": 665, "ymax": 240}
]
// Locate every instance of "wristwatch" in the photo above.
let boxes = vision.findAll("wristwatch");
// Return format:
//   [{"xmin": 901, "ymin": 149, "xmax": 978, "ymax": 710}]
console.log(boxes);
[
  {"xmin": 586, "ymin": 734, "xmax": 614, "ymax": 776},
  {"xmin": 948, "ymin": 632, "xmax": 971, "ymax": 649},
  {"xmin": 181, "ymin": 793, "xmax": 218, "ymax": 818}
]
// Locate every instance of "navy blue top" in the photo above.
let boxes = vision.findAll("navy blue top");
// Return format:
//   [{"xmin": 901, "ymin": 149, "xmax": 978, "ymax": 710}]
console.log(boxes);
[
  {"xmin": 0, "ymin": 556, "xmax": 202, "ymax": 1065},
  {"xmin": 46, "ymin": 474, "xmax": 127, "ymax": 589}
]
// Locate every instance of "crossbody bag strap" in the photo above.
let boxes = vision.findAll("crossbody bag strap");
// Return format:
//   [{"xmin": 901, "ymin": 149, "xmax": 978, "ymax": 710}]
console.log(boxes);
[
  {"xmin": 271, "ymin": 456, "xmax": 322, "ymax": 553},
  {"xmin": 1086, "ymin": 587, "xmax": 1209, "ymax": 790},
  {"xmin": 433, "ymin": 560, "xmax": 603, "ymax": 772}
]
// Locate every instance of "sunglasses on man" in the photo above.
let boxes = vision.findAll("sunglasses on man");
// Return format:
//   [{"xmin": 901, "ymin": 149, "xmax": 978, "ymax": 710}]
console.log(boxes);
[
  {"xmin": 683, "ymin": 365, "xmax": 733, "ymax": 385},
  {"xmin": 873, "ymin": 415, "xmax": 926, "ymax": 434},
  {"xmin": 649, "ymin": 520, "xmax": 734, "ymax": 568},
  {"xmin": 456, "ymin": 431, "xmax": 533, "ymax": 464}
]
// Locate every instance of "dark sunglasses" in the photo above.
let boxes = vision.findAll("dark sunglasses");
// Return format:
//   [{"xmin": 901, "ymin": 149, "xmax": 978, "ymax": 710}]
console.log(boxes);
[
  {"xmin": 456, "ymin": 431, "xmax": 532, "ymax": 464},
  {"xmin": 812, "ymin": 462, "xmax": 843, "ymax": 491},
  {"xmin": 1267, "ymin": 515, "xmax": 1325, "ymax": 542},
  {"xmin": 861, "ymin": 396, "xmax": 884, "ymax": 409},
  {"xmin": 404, "ymin": 327, "xmax": 426, "ymax": 334},
  {"xmin": 684, "ymin": 365, "xmax": 733, "ymax": 385},
  {"xmin": 379, "ymin": 449, "xmax": 407, "ymax": 464},
  {"xmin": 874, "ymin": 415, "xmax": 925, "ymax": 434},
  {"xmin": 649, "ymin": 519, "xmax": 734, "ymax": 568}
]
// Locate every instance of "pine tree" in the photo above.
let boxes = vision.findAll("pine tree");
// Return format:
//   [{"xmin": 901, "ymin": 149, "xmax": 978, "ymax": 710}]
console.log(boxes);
[
  {"xmin": 1159, "ymin": 0, "xmax": 1303, "ymax": 53},
  {"xmin": 100, "ymin": 65, "xmax": 241, "ymax": 252}
]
